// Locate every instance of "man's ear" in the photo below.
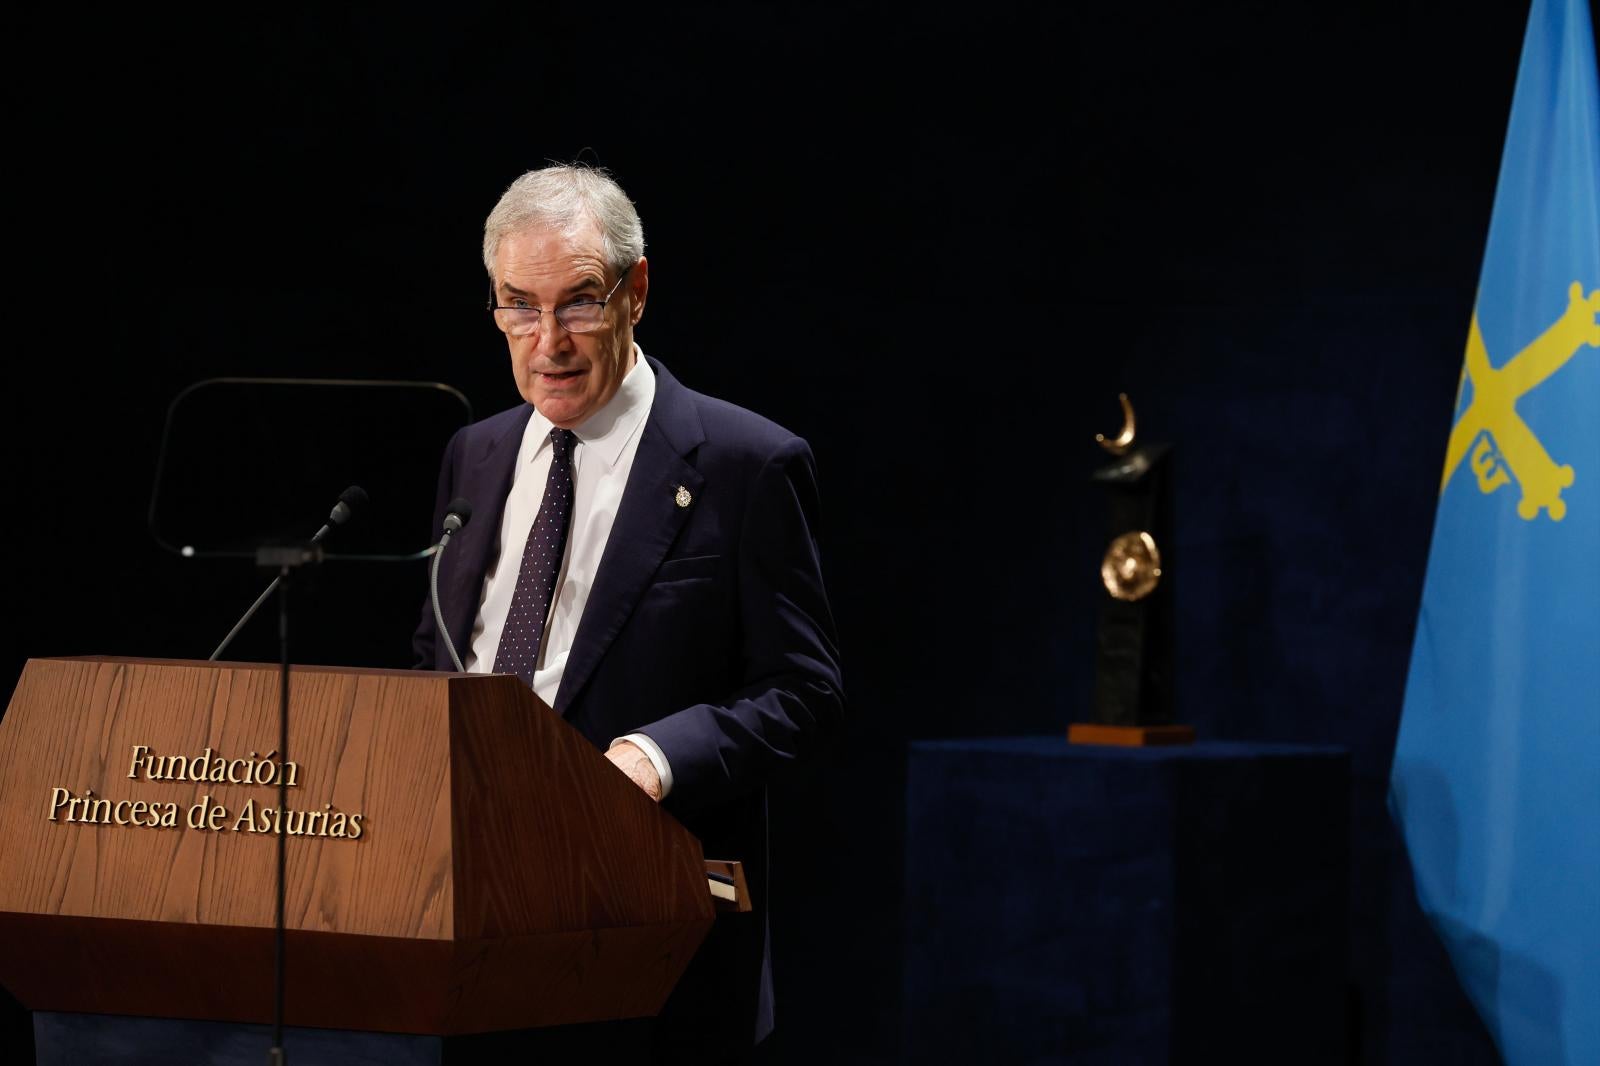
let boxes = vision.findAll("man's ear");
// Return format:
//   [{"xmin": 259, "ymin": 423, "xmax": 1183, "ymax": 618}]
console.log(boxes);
[{"xmin": 628, "ymin": 257, "xmax": 649, "ymax": 326}]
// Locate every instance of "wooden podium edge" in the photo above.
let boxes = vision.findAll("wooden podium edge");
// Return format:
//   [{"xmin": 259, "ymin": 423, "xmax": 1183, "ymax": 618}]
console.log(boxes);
[
  {"xmin": 0, "ymin": 910, "xmax": 718, "ymax": 1036},
  {"xmin": 1067, "ymin": 723, "xmax": 1196, "ymax": 747},
  {"xmin": 0, "ymin": 911, "xmax": 454, "ymax": 1034}
]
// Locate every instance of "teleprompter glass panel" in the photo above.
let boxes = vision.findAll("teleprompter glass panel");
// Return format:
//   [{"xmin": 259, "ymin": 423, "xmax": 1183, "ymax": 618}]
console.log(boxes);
[{"xmin": 149, "ymin": 378, "xmax": 473, "ymax": 560}]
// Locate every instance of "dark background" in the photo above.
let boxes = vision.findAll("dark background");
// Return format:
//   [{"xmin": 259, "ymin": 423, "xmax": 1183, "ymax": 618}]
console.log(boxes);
[{"xmin": 4, "ymin": 2, "xmax": 1548, "ymax": 1061}]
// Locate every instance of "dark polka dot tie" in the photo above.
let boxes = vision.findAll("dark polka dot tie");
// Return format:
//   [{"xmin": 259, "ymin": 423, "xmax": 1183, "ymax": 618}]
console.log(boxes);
[{"xmin": 493, "ymin": 428, "xmax": 577, "ymax": 687}]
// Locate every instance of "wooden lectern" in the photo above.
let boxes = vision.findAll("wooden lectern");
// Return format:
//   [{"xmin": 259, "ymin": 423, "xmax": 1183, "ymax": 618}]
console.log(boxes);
[{"xmin": 0, "ymin": 656, "xmax": 717, "ymax": 1038}]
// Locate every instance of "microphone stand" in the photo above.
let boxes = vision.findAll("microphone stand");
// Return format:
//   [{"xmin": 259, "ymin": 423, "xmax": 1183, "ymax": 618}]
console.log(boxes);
[
  {"xmin": 253, "ymin": 541, "xmax": 323, "ymax": 1066},
  {"xmin": 211, "ymin": 492, "xmax": 359, "ymax": 662}
]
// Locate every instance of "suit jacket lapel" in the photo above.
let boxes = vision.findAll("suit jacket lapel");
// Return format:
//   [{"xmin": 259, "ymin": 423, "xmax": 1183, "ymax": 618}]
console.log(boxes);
[
  {"xmin": 445, "ymin": 404, "xmax": 533, "ymax": 661},
  {"xmin": 555, "ymin": 360, "xmax": 704, "ymax": 711}
]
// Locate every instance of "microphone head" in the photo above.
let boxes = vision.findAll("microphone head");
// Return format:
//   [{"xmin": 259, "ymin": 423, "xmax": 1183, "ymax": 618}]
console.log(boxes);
[
  {"xmin": 328, "ymin": 485, "xmax": 370, "ymax": 527},
  {"xmin": 442, "ymin": 497, "xmax": 473, "ymax": 535}
]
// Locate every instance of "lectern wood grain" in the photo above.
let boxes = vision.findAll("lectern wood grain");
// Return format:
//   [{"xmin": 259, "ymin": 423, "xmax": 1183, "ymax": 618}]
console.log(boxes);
[{"xmin": 0, "ymin": 657, "xmax": 715, "ymax": 1034}]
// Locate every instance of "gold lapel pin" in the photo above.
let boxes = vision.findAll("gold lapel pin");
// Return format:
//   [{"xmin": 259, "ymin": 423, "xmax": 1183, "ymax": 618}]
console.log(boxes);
[{"xmin": 675, "ymin": 485, "xmax": 693, "ymax": 508}]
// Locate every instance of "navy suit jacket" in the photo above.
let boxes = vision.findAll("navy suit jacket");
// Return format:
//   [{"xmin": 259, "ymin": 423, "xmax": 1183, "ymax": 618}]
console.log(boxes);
[{"xmin": 413, "ymin": 357, "xmax": 844, "ymax": 1051}]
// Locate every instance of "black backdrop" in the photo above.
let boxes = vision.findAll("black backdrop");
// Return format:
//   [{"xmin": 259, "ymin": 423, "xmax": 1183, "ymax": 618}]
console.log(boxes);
[{"xmin": 5, "ymin": 3, "xmax": 1543, "ymax": 1062}]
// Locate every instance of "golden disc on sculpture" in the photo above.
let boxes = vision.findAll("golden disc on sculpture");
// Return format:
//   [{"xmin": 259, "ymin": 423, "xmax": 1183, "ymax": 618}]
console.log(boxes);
[{"xmin": 1101, "ymin": 531, "xmax": 1162, "ymax": 601}]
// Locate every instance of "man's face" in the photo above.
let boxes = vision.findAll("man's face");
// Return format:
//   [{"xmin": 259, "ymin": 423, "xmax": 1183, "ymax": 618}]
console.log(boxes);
[{"xmin": 493, "ymin": 224, "xmax": 647, "ymax": 429}]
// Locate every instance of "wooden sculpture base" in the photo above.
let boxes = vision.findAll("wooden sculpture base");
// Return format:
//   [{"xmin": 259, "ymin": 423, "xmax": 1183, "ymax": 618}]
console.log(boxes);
[{"xmin": 1068, "ymin": 723, "xmax": 1196, "ymax": 748}]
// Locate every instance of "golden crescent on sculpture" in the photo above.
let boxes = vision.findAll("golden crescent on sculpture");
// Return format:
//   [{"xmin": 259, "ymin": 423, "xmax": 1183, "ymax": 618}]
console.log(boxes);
[{"xmin": 1095, "ymin": 393, "xmax": 1137, "ymax": 455}]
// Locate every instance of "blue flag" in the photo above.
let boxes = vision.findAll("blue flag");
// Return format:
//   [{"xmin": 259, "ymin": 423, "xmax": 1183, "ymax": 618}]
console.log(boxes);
[{"xmin": 1390, "ymin": 0, "xmax": 1600, "ymax": 1063}]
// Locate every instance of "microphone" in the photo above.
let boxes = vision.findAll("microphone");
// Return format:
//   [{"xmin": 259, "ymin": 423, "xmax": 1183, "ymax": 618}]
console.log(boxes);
[
  {"xmin": 441, "ymin": 497, "xmax": 472, "ymax": 540},
  {"xmin": 207, "ymin": 485, "xmax": 369, "ymax": 661},
  {"xmin": 431, "ymin": 498, "xmax": 473, "ymax": 673},
  {"xmin": 318, "ymin": 484, "xmax": 370, "ymax": 540}
]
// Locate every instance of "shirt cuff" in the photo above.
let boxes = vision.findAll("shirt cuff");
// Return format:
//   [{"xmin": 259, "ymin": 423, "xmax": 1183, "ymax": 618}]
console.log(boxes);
[{"xmin": 611, "ymin": 733, "xmax": 674, "ymax": 799}]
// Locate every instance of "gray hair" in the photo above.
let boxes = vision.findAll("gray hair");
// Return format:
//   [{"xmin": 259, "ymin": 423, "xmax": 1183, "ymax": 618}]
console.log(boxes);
[{"xmin": 482, "ymin": 164, "xmax": 645, "ymax": 281}]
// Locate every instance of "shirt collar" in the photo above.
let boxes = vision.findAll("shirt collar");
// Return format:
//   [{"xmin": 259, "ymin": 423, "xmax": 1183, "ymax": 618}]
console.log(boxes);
[{"xmin": 525, "ymin": 344, "xmax": 656, "ymax": 469}]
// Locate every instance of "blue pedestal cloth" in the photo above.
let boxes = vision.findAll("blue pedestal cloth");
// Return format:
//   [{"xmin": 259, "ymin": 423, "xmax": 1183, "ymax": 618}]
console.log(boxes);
[{"xmin": 904, "ymin": 737, "xmax": 1350, "ymax": 1065}]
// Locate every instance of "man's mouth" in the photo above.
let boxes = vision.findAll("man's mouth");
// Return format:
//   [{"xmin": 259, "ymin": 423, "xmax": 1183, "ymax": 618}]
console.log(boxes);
[{"xmin": 537, "ymin": 369, "xmax": 585, "ymax": 384}]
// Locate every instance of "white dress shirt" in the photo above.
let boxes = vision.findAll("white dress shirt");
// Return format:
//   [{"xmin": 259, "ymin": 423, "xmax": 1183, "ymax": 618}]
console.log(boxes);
[{"xmin": 464, "ymin": 349, "xmax": 674, "ymax": 795}]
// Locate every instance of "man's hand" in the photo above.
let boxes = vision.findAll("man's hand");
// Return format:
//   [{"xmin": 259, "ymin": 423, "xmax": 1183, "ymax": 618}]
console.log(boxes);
[{"xmin": 605, "ymin": 740, "xmax": 662, "ymax": 802}]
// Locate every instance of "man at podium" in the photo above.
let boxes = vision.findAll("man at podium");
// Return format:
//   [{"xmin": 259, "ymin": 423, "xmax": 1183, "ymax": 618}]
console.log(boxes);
[{"xmin": 413, "ymin": 163, "xmax": 845, "ymax": 1060}]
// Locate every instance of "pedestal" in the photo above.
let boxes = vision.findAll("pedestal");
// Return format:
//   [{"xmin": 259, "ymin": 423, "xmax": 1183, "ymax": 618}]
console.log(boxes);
[{"xmin": 904, "ymin": 738, "xmax": 1349, "ymax": 1064}]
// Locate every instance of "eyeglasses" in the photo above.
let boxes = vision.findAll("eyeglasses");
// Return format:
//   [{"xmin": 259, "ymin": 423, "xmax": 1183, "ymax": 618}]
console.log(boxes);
[{"xmin": 488, "ymin": 265, "xmax": 633, "ymax": 337}]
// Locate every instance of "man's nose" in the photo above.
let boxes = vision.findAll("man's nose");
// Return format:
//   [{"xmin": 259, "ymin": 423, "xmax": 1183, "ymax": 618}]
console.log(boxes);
[{"xmin": 529, "ymin": 314, "xmax": 572, "ymax": 357}]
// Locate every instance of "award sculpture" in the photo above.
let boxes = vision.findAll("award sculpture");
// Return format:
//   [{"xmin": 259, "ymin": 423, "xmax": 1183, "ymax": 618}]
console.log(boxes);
[{"xmin": 1070, "ymin": 394, "xmax": 1194, "ymax": 747}]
